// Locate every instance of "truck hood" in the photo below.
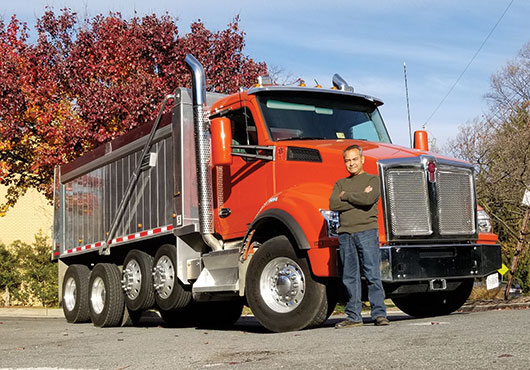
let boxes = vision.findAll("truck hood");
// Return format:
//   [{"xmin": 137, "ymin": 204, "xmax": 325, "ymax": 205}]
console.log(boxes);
[
  {"xmin": 278, "ymin": 139, "xmax": 465, "ymax": 167},
  {"xmin": 273, "ymin": 139, "xmax": 469, "ymax": 203}
]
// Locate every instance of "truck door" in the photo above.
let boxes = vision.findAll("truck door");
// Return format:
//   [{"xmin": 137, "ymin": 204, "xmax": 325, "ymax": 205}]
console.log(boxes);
[{"xmin": 214, "ymin": 105, "xmax": 273, "ymax": 239}]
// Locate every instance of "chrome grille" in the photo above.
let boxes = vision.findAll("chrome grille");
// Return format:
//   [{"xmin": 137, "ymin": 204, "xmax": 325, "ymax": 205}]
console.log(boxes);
[
  {"xmin": 386, "ymin": 169, "xmax": 432, "ymax": 236},
  {"xmin": 437, "ymin": 168, "xmax": 475, "ymax": 235},
  {"xmin": 381, "ymin": 157, "xmax": 476, "ymax": 241}
]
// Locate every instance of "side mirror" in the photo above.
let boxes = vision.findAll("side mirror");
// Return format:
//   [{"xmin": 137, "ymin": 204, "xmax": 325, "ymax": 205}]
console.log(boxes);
[
  {"xmin": 413, "ymin": 130, "xmax": 429, "ymax": 151},
  {"xmin": 210, "ymin": 117, "xmax": 232, "ymax": 166}
]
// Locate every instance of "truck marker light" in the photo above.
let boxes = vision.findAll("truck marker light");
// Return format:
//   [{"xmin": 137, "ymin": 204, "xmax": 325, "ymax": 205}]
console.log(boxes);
[
  {"xmin": 427, "ymin": 161, "xmax": 436, "ymax": 183},
  {"xmin": 277, "ymin": 147, "xmax": 285, "ymax": 160}
]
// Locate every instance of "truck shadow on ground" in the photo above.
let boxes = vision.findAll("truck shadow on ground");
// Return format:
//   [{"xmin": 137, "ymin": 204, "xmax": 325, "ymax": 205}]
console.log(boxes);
[{"xmin": 135, "ymin": 312, "xmax": 418, "ymax": 333}]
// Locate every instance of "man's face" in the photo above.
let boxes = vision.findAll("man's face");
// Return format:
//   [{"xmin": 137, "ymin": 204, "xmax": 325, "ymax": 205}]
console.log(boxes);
[{"xmin": 343, "ymin": 148, "xmax": 364, "ymax": 176}]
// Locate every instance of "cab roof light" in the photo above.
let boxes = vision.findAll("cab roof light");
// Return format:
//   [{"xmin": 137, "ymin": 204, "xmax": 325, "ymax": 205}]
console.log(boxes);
[{"xmin": 314, "ymin": 79, "xmax": 322, "ymax": 88}]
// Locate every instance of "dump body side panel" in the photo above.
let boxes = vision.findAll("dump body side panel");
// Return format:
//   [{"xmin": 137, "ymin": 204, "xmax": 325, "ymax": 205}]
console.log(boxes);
[
  {"xmin": 53, "ymin": 89, "xmax": 226, "ymax": 259},
  {"xmin": 58, "ymin": 126, "xmax": 174, "ymax": 257}
]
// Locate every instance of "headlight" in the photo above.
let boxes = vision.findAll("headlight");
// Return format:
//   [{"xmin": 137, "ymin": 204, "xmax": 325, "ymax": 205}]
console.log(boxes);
[
  {"xmin": 320, "ymin": 210, "xmax": 340, "ymax": 237},
  {"xmin": 477, "ymin": 209, "xmax": 492, "ymax": 233}
]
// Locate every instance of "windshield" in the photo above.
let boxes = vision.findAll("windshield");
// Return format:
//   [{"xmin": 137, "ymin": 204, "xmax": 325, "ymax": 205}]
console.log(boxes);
[{"xmin": 257, "ymin": 92, "xmax": 391, "ymax": 143}]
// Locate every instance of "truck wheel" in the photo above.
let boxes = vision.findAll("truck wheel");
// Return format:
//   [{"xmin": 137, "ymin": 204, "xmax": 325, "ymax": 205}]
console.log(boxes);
[
  {"xmin": 62, "ymin": 264, "xmax": 91, "ymax": 323},
  {"xmin": 89, "ymin": 263, "xmax": 125, "ymax": 327},
  {"xmin": 122, "ymin": 249, "xmax": 155, "ymax": 312},
  {"xmin": 245, "ymin": 235, "xmax": 329, "ymax": 332},
  {"xmin": 392, "ymin": 279, "xmax": 474, "ymax": 318},
  {"xmin": 153, "ymin": 244, "xmax": 192, "ymax": 311},
  {"xmin": 307, "ymin": 284, "xmax": 338, "ymax": 329}
]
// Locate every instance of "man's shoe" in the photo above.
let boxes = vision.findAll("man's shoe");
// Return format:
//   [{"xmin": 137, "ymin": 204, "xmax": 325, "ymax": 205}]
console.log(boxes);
[
  {"xmin": 374, "ymin": 316, "xmax": 390, "ymax": 326},
  {"xmin": 335, "ymin": 319, "xmax": 363, "ymax": 329}
]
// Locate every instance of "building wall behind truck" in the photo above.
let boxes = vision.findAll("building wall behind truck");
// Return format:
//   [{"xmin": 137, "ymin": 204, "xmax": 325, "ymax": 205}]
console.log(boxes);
[{"xmin": 0, "ymin": 186, "xmax": 53, "ymax": 244}]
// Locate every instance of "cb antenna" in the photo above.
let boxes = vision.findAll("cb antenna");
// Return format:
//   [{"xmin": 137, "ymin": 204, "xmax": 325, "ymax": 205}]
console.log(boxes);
[{"xmin": 403, "ymin": 62, "xmax": 412, "ymax": 147}]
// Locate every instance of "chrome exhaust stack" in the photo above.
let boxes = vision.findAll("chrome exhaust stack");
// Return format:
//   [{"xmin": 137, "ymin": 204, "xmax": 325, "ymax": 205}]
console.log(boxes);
[{"xmin": 185, "ymin": 54, "xmax": 223, "ymax": 251}]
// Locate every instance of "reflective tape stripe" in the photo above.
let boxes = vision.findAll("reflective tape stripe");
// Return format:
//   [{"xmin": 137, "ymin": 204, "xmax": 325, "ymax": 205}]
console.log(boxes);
[{"xmin": 61, "ymin": 225, "xmax": 174, "ymax": 257}]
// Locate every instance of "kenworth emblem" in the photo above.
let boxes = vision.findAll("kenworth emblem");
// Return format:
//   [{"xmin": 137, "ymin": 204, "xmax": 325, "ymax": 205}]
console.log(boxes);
[{"xmin": 427, "ymin": 161, "xmax": 436, "ymax": 183}]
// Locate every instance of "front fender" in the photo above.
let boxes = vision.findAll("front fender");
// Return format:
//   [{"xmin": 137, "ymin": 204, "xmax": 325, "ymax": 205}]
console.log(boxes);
[{"xmin": 246, "ymin": 182, "xmax": 339, "ymax": 277}]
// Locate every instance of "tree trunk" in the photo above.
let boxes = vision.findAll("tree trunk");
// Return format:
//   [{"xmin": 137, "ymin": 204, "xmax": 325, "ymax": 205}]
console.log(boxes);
[{"xmin": 504, "ymin": 207, "xmax": 530, "ymax": 299}]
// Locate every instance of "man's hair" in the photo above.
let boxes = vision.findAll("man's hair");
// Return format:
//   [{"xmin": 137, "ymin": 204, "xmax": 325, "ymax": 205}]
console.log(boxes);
[{"xmin": 343, "ymin": 144, "xmax": 363, "ymax": 158}]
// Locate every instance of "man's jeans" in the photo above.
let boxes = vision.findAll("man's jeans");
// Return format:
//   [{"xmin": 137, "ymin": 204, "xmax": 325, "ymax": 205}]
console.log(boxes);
[{"xmin": 338, "ymin": 229, "xmax": 387, "ymax": 322}]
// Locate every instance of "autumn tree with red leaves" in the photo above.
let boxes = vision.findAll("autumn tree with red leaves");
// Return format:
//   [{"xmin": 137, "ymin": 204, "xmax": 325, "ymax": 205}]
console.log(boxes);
[{"xmin": 0, "ymin": 9, "xmax": 267, "ymax": 214}]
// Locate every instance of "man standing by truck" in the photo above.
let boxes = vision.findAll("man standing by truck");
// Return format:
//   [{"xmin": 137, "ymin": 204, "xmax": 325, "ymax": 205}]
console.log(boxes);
[{"xmin": 329, "ymin": 144, "xmax": 389, "ymax": 328}]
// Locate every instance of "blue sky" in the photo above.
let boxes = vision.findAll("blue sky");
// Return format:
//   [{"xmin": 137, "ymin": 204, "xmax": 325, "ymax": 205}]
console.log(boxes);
[{"xmin": 3, "ymin": 0, "xmax": 530, "ymax": 148}]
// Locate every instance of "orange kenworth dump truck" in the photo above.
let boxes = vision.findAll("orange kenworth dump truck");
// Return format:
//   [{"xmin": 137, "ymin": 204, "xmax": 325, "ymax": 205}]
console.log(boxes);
[{"xmin": 53, "ymin": 54, "xmax": 501, "ymax": 332}]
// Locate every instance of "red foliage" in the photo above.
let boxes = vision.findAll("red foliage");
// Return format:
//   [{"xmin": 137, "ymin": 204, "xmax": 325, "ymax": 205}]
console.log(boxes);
[{"xmin": 0, "ymin": 9, "xmax": 267, "ymax": 212}]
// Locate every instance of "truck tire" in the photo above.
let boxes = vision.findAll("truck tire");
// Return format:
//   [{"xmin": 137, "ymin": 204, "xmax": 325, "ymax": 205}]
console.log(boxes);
[
  {"xmin": 245, "ymin": 235, "xmax": 329, "ymax": 332},
  {"xmin": 392, "ymin": 279, "xmax": 474, "ymax": 318},
  {"xmin": 153, "ymin": 244, "xmax": 192, "ymax": 311},
  {"xmin": 62, "ymin": 264, "xmax": 91, "ymax": 323},
  {"xmin": 122, "ymin": 249, "xmax": 155, "ymax": 312},
  {"xmin": 121, "ymin": 306, "xmax": 143, "ymax": 327},
  {"xmin": 307, "ymin": 284, "xmax": 338, "ymax": 329},
  {"xmin": 89, "ymin": 263, "xmax": 125, "ymax": 327}
]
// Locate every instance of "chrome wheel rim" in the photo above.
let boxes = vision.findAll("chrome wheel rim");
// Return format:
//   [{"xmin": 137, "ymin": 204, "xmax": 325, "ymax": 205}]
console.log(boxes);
[
  {"xmin": 64, "ymin": 277, "xmax": 77, "ymax": 312},
  {"xmin": 153, "ymin": 255, "xmax": 174, "ymax": 299},
  {"xmin": 122, "ymin": 259, "xmax": 142, "ymax": 300},
  {"xmin": 260, "ymin": 257, "xmax": 305, "ymax": 313},
  {"xmin": 90, "ymin": 276, "xmax": 106, "ymax": 314}
]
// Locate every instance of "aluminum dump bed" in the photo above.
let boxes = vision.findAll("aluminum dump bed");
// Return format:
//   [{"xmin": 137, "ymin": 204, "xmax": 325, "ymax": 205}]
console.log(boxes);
[{"xmin": 52, "ymin": 89, "xmax": 225, "ymax": 259}]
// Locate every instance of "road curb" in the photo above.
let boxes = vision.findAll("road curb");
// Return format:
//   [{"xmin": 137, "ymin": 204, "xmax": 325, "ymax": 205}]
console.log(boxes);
[
  {"xmin": 460, "ymin": 301, "xmax": 530, "ymax": 313},
  {"xmin": 0, "ymin": 307, "xmax": 64, "ymax": 318}
]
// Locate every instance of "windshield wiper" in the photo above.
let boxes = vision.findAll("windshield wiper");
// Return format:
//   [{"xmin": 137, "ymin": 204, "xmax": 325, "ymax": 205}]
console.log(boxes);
[{"xmin": 276, "ymin": 136, "xmax": 325, "ymax": 141}]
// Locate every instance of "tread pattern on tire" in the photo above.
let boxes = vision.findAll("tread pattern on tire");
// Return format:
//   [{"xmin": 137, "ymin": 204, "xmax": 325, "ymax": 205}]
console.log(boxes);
[
  {"xmin": 62, "ymin": 264, "xmax": 91, "ymax": 323},
  {"xmin": 89, "ymin": 263, "xmax": 125, "ymax": 327},
  {"xmin": 123, "ymin": 249, "xmax": 155, "ymax": 312}
]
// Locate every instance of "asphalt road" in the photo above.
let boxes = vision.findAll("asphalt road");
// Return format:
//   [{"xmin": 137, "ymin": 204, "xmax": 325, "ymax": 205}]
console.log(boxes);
[{"xmin": 0, "ymin": 309, "xmax": 529, "ymax": 370}]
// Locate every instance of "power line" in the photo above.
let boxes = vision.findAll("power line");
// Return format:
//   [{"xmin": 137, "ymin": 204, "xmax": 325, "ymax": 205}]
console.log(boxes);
[{"xmin": 424, "ymin": 0, "xmax": 515, "ymax": 125}]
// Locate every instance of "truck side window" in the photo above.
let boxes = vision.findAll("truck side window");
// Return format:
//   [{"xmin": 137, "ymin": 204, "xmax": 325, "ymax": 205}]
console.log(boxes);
[{"xmin": 229, "ymin": 107, "xmax": 258, "ymax": 155}]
